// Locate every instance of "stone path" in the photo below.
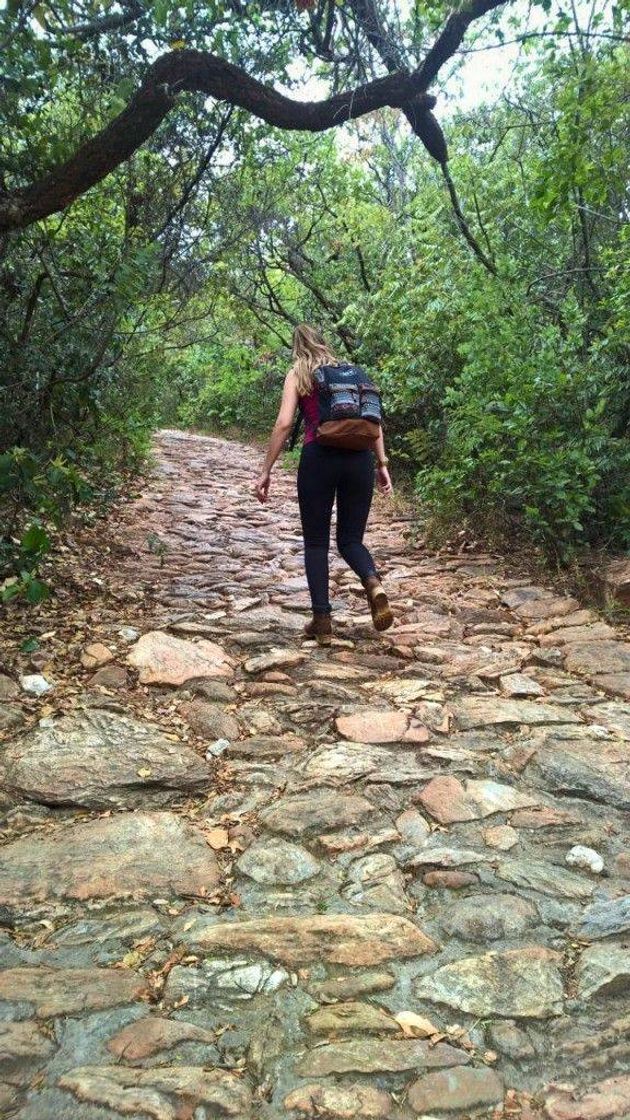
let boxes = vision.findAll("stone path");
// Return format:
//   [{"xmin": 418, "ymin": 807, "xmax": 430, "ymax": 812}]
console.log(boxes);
[{"xmin": 1, "ymin": 428, "xmax": 629, "ymax": 1119}]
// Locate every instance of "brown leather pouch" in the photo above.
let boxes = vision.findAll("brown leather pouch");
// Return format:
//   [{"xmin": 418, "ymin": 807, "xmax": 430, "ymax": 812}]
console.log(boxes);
[{"xmin": 316, "ymin": 419, "xmax": 379, "ymax": 450}]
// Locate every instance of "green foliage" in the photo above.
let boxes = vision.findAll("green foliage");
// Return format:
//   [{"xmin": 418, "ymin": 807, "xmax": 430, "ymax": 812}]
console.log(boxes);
[{"xmin": 1, "ymin": 0, "xmax": 628, "ymax": 588}]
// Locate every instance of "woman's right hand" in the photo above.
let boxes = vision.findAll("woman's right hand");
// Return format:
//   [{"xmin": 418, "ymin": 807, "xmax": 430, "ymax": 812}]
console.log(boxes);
[
  {"xmin": 254, "ymin": 472, "xmax": 271, "ymax": 503},
  {"xmin": 376, "ymin": 465, "xmax": 393, "ymax": 495}
]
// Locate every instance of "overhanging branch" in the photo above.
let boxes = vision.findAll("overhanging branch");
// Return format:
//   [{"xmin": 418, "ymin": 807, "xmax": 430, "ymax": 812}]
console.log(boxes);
[{"xmin": 0, "ymin": 0, "xmax": 509, "ymax": 233}]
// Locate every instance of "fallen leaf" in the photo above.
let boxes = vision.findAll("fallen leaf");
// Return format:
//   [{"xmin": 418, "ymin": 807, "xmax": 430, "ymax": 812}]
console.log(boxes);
[
  {"xmin": 205, "ymin": 827, "xmax": 230, "ymax": 850},
  {"xmin": 137, "ymin": 768, "xmax": 152, "ymax": 778},
  {"xmin": 394, "ymin": 1011, "xmax": 440, "ymax": 1038}
]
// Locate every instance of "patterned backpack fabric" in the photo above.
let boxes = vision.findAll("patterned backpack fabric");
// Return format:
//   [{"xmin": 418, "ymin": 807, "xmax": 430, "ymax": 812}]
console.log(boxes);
[{"xmin": 290, "ymin": 363, "xmax": 382, "ymax": 451}]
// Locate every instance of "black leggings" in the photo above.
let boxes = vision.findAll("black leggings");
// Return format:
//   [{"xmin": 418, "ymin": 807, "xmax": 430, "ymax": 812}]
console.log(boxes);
[{"xmin": 297, "ymin": 442, "xmax": 378, "ymax": 614}]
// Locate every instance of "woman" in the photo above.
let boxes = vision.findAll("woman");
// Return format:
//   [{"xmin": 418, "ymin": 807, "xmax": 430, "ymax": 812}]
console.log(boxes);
[{"xmin": 254, "ymin": 324, "xmax": 393, "ymax": 644}]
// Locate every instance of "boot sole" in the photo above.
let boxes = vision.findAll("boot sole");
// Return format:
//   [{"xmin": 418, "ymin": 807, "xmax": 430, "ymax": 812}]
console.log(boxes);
[{"xmin": 371, "ymin": 591, "xmax": 394, "ymax": 632}]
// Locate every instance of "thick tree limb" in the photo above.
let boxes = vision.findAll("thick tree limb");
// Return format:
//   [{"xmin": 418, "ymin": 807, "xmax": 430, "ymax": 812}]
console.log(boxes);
[{"xmin": 0, "ymin": 0, "xmax": 508, "ymax": 233}]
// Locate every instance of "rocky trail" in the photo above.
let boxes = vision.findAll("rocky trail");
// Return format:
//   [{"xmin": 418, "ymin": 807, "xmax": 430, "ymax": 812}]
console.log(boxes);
[{"xmin": 0, "ymin": 428, "xmax": 629, "ymax": 1120}]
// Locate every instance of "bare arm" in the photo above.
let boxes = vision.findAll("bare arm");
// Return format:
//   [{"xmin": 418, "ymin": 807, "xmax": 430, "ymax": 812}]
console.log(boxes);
[
  {"xmin": 254, "ymin": 372, "xmax": 300, "ymax": 502},
  {"xmin": 374, "ymin": 429, "xmax": 393, "ymax": 495}
]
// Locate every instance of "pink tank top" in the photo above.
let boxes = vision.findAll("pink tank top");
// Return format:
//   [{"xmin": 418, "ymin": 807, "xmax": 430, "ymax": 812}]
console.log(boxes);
[{"xmin": 300, "ymin": 383, "xmax": 319, "ymax": 445}]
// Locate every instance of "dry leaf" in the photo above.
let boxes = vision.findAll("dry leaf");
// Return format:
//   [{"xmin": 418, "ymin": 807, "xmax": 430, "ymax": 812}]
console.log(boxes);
[
  {"xmin": 137, "ymin": 768, "xmax": 152, "ymax": 778},
  {"xmin": 205, "ymin": 827, "xmax": 230, "ymax": 850},
  {"xmin": 394, "ymin": 1011, "xmax": 440, "ymax": 1038}
]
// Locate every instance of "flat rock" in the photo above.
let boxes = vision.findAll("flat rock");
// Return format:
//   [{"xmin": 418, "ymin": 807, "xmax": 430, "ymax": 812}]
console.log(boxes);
[
  {"xmin": 236, "ymin": 837, "xmax": 320, "ymax": 885},
  {"xmin": 243, "ymin": 648, "xmax": 305, "ymax": 673},
  {"xmin": 409, "ymin": 844, "xmax": 491, "ymax": 870},
  {"xmin": 415, "ymin": 946, "xmax": 564, "ymax": 1018},
  {"xmin": 107, "ymin": 1016, "xmax": 216, "ymax": 1060},
  {"xmin": 229, "ymin": 735, "xmax": 305, "ymax": 758},
  {"xmin": 483, "ymin": 824, "xmax": 519, "ymax": 850},
  {"xmin": 297, "ymin": 1037, "xmax": 470, "ymax": 1077},
  {"xmin": 342, "ymin": 853, "xmax": 411, "ymax": 913},
  {"xmin": 572, "ymin": 896, "xmax": 630, "ymax": 941},
  {"xmin": 307, "ymin": 1000, "xmax": 398, "ymax": 1034},
  {"xmin": 128, "ymin": 630, "xmax": 233, "ymax": 684},
  {"xmin": 417, "ymin": 775, "xmax": 538, "ymax": 823},
  {"xmin": 58, "ymin": 1065, "xmax": 251, "ymax": 1117},
  {"xmin": 452, "ymin": 696, "xmax": 579, "ymax": 729},
  {"xmin": 564, "ymin": 640, "xmax": 630, "ymax": 678},
  {"xmin": 302, "ymin": 742, "xmax": 432, "ymax": 784},
  {"xmin": 165, "ymin": 959, "xmax": 289, "ymax": 1005},
  {"xmin": 0, "ymin": 966, "xmax": 146, "ymax": 1017},
  {"xmin": 0, "ymin": 708, "xmax": 212, "ymax": 808},
  {"xmin": 496, "ymin": 858, "xmax": 594, "ymax": 899},
  {"xmin": 440, "ymin": 894, "xmax": 538, "ymax": 942},
  {"xmin": 531, "ymin": 740, "xmax": 630, "ymax": 810},
  {"xmin": 309, "ymin": 970, "xmax": 395, "ymax": 1003},
  {"xmin": 0, "ymin": 811, "xmax": 219, "ymax": 905},
  {"xmin": 583, "ymin": 701, "xmax": 630, "ymax": 740},
  {"xmin": 544, "ymin": 1074, "xmax": 630, "ymax": 1120},
  {"xmin": 577, "ymin": 943, "xmax": 630, "ymax": 1000},
  {"xmin": 89, "ymin": 664, "xmax": 128, "ymax": 689},
  {"xmin": 181, "ymin": 913, "xmax": 437, "ymax": 965},
  {"xmin": 0, "ymin": 1019, "xmax": 56, "ymax": 1072},
  {"xmin": 260, "ymin": 788, "xmax": 373, "ymax": 836},
  {"xmin": 500, "ymin": 673, "xmax": 545, "ymax": 697},
  {"xmin": 284, "ymin": 1082, "xmax": 392, "ymax": 1118},
  {"xmin": 372, "ymin": 678, "xmax": 442, "ymax": 704},
  {"xmin": 424, "ymin": 870, "xmax": 477, "ymax": 889},
  {"xmin": 408, "ymin": 1067, "xmax": 504, "ymax": 1113},
  {"xmin": 594, "ymin": 671, "xmax": 630, "ymax": 699},
  {"xmin": 335, "ymin": 710, "xmax": 409, "ymax": 742}
]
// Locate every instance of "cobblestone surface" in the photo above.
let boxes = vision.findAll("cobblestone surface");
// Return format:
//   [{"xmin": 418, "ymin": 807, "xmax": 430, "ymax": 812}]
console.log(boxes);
[{"xmin": 1, "ymin": 429, "xmax": 629, "ymax": 1119}]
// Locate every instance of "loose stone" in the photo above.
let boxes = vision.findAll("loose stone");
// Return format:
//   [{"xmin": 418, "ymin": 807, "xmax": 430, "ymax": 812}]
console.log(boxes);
[
  {"xmin": 128, "ymin": 629, "xmax": 233, "ymax": 684},
  {"xmin": 19, "ymin": 674, "xmax": 53, "ymax": 696},
  {"xmin": 566, "ymin": 844, "xmax": 604, "ymax": 874},
  {"xmin": 80, "ymin": 642, "xmax": 114, "ymax": 669},
  {"xmin": 180, "ymin": 697, "xmax": 240, "ymax": 740}
]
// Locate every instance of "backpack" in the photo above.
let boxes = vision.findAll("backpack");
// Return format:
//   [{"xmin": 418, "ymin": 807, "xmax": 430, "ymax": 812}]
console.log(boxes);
[{"xmin": 290, "ymin": 363, "xmax": 383, "ymax": 451}]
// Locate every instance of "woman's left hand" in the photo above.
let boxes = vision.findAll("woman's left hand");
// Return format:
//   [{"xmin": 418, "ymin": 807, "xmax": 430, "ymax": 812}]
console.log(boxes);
[
  {"xmin": 376, "ymin": 465, "xmax": 393, "ymax": 495},
  {"xmin": 254, "ymin": 472, "xmax": 271, "ymax": 503}
]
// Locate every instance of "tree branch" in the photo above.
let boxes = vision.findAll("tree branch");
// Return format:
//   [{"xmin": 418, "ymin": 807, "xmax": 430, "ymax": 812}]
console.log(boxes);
[{"xmin": 0, "ymin": 0, "xmax": 508, "ymax": 232}]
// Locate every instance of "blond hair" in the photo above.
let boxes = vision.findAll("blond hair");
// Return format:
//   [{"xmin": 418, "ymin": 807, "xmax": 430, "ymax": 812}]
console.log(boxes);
[{"xmin": 290, "ymin": 323, "xmax": 338, "ymax": 396}]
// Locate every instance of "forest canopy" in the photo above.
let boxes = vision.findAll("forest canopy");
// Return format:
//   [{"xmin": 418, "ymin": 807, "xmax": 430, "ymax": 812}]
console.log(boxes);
[{"xmin": 1, "ymin": 0, "xmax": 629, "ymax": 601}]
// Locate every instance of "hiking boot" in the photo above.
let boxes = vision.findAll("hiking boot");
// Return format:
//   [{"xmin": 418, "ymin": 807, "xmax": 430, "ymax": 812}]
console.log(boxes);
[
  {"xmin": 304, "ymin": 612, "xmax": 332, "ymax": 645},
  {"xmin": 363, "ymin": 574, "xmax": 393, "ymax": 632}
]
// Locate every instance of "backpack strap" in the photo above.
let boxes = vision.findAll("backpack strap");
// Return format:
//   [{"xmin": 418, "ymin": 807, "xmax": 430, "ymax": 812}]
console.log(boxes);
[{"xmin": 288, "ymin": 408, "xmax": 303, "ymax": 450}]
